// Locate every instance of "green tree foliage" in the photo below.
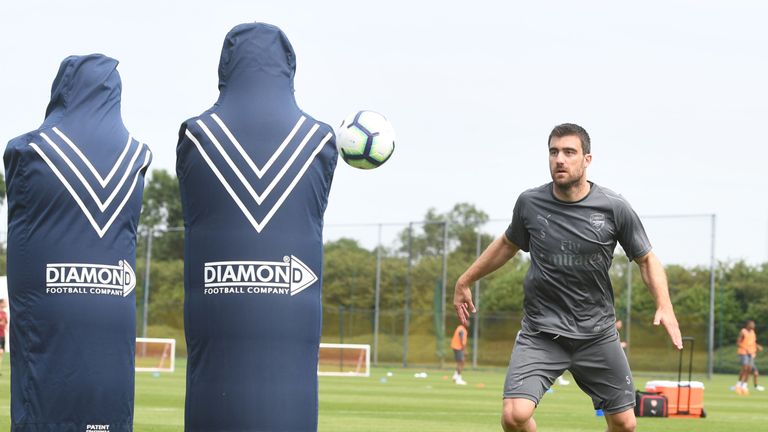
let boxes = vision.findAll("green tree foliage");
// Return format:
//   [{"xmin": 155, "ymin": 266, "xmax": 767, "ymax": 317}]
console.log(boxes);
[
  {"xmin": 139, "ymin": 169, "xmax": 183, "ymax": 260},
  {"xmin": 136, "ymin": 259, "xmax": 185, "ymax": 330},
  {"xmin": 135, "ymin": 169, "xmax": 184, "ymax": 332},
  {"xmin": 446, "ymin": 202, "xmax": 492, "ymax": 259},
  {"xmin": 397, "ymin": 208, "xmax": 445, "ymax": 258},
  {"xmin": 397, "ymin": 203, "xmax": 494, "ymax": 261},
  {"xmin": 141, "ymin": 169, "xmax": 183, "ymax": 228},
  {"xmin": 0, "ymin": 172, "xmax": 6, "ymax": 205},
  {"xmin": 323, "ymin": 238, "xmax": 377, "ymax": 308},
  {"xmin": 477, "ymin": 256, "xmax": 528, "ymax": 313},
  {"xmin": 720, "ymin": 261, "xmax": 768, "ymax": 341}
]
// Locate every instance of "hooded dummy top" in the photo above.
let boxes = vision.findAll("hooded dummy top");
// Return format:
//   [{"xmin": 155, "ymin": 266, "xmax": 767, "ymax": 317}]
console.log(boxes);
[
  {"xmin": 5, "ymin": 53, "xmax": 152, "ymax": 241},
  {"xmin": 177, "ymin": 22, "xmax": 337, "ymax": 235},
  {"xmin": 217, "ymin": 22, "xmax": 297, "ymax": 94},
  {"xmin": 45, "ymin": 54, "xmax": 124, "ymax": 124}
]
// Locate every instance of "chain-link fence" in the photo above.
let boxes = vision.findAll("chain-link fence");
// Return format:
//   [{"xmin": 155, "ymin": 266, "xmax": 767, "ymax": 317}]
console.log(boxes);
[{"xmin": 20, "ymin": 211, "xmax": 762, "ymax": 378}]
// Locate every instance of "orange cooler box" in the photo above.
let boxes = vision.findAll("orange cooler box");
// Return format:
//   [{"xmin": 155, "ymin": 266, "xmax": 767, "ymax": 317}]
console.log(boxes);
[{"xmin": 644, "ymin": 380, "xmax": 705, "ymax": 416}]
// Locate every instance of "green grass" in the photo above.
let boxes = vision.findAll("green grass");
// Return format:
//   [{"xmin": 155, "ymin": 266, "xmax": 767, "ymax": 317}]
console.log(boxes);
[{"xmin": 0, "ymin": 359, "xmax": 766, "ymax": 431}]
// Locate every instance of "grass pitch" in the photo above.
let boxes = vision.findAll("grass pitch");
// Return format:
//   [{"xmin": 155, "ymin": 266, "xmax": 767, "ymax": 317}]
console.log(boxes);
[{"xmin": 0, "ymin": 359, "xmax": 766, "ymax": 431}]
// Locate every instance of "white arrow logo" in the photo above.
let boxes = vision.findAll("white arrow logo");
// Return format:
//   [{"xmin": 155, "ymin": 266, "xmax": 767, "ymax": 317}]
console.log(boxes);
[
  {"xmin": 203, "ymin": 255, "xmax": 318, "ymax": 296},
  {"xmin": 287, "ymin": 255, "xmax": 318, "ymax": 296},
  {"xmin": 45, "ymin": 260, "xmax": 136, "ymax": 297}
]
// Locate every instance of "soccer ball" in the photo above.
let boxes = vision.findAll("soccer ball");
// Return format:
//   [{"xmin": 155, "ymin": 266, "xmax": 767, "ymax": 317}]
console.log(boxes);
[{"xmin": 336, "ymin": 111, "xmax": 395, "ymax": 169}]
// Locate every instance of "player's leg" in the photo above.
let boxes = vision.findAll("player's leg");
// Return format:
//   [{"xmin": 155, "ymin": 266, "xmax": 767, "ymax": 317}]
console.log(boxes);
[
  {"xmin": 501, "ymin": 331, "xmax": 570, "ymax": 432},
  {"xmin": 570, "ymin": 330, "xmax": 636, "ymax": 432},
  {"xmin": 736, "ymin": 355, "xmax": 749, "ymax": 393},
  {"xmin": 452, "ymin": 350, "xmax": 460, "ymax": 380},
  {"xmin": 453, "ymin": 349, "xmax": 467, "ymax": 384},
  {"xmin": 605, "ymin": 409, "xmax": 636, "ymax": 432},
  {"xmin": 738, "ymin": 356, "xmax": 752, "ymax": 394},
  {"xmin": 752, "ymin": 365, "xmax": 764, "ymax": 391},
  {"xmin": 740, "ymin": 364, "xmax": 750, "ymax": 382},
  {"xmin": 502, "ymin": 398, "xmax": 536, "ymax": 432}
]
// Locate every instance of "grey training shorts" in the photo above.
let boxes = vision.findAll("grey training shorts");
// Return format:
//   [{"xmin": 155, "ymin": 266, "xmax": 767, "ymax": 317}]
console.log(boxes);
[
  {"xmin": 453, "ymin": 349, "xmax": 465, "ymax": 362},
  {"xmin": 740, "ymin": 354, "xmax": 755, "ymax": 368},
  {"xmin": 503, "ymin": 329, "xmax": 635, "ymax": 414}
]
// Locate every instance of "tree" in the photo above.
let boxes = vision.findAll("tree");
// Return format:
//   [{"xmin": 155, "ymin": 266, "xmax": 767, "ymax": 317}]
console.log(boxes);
[
  {"xmin": 397, "ymin": 203, "xmax": 493, "ymax": 261},
  {"xmin": 473, "ymin": 255, "xmax": 528, "ymax": 313},
  {"xmin": 445, "ymin": 203, "xmax": 494, "ymax": 261},
  {"xmin": 0, "ymin": 172, "xmax": 5, "ymax": 205},
  {"xmin": 323, "ymin": 238, "xmax": 377, "ymax": 308},
  {"xmin": 397, "ymin": 208, "xmax": 446, "ymax": 259},
  {"xmin": 140, "ymin": 169, "xmax": 182, "ymax": 228},
  {"xmin": 139, "ymin": 169, "xmax": 183, "ymax": 260}
]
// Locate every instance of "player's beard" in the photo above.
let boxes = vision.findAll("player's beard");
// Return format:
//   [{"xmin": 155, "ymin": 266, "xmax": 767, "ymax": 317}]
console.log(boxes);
[{"xmin": 552, "ymin": 166, "xmax": 585, "ymax": 194}]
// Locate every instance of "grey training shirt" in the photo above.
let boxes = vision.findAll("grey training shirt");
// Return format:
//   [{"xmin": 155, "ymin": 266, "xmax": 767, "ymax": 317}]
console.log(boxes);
[{"xmin": 505, "ymin": 182, "xmax": 652, "ymax": 339}]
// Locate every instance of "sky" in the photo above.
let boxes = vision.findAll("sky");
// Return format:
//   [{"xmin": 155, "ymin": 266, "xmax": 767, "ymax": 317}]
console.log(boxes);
[{"xmin": 1, "ymin": 0, "xmax": 766, "ymax": 266}]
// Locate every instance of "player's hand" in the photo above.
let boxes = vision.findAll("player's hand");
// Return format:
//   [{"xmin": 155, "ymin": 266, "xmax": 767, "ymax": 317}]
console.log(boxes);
[
  {"xmin": 453, "ymin": 278, "xmax": 476, "ymax": 327},
  {"xmin": 653, "ymin": 306, "xmax": 683, "ymax": 350}
]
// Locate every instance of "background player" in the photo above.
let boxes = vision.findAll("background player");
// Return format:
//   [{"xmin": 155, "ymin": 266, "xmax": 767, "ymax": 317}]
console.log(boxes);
[
  {"xmin": 451, "ymin": 323, "xmax": 468, "ymax": 385},
  {"xmin": 0, "ymin": 299, "xmax": 6, "ymax": 375},
  {"xmin": 454, "ymin": 123, "xmax": 682, "ymax": 432},
  {"xmin": 736, "ymin": 319, "xmax": 763, "ymax": 394},
  {"xmin": 616, "ymin": 319, "xmax": 628, "ymax": 349}
]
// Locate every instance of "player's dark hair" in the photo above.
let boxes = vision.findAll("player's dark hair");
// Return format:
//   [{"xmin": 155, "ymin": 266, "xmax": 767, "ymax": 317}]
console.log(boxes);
[{"xmin": 548, "ymin": 123, "xmax": 591, "ymax": 154}]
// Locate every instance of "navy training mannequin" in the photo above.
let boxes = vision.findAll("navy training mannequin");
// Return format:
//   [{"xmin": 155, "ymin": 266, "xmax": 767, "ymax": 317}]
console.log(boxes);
[
  {"xmin": 177, "ymin": 23, "xmax": 337, "ymax": 431},
  {"xmin": 4, "ymin": 54, "xmax": 151, "ymax": 431}
]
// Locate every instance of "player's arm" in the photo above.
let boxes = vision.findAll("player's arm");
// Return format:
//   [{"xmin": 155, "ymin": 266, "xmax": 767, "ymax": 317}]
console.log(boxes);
[
  {"xmin": 737, "ymin": 329, "xmax": 745, "ymax": 344},
  {"xmin": 635, "ymin": 251, "xmax": 683, "ymax": 349},
  {"xmin": 453, "ymin": 235, "xmax": 519, "ymax": 326}
]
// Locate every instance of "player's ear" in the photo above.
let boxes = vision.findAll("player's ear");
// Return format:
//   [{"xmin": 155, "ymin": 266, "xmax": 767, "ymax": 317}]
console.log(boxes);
[{"xmin": 584, "ymin": 153, "xmax": 592, "ymax": 167}]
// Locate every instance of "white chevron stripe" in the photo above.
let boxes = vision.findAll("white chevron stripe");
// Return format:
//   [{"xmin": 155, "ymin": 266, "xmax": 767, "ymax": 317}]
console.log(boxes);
[
  {"xmin": 210, "ymin": 113, "xmax": 305, "ymax": 179},
  {"xmin": 185, "ymin": 129, "xmax": 262, "ymax": 231},
  {"xmin": 52, "ymin": 127, "xmax": 133, "ymax": 188},
  {"xmin": 98, "ymin": 151, "xmax": 152, "ymax": 237},
  {"xmin": 39, "ymin": 132, "xmax": 143, "ymax": 212},
  {"xmin": 196, "ymin": 120, "xmax": 263, "ymax": 206},
  {"xmin": 257, "ymin": 132, "xmax": 331, "ymax": 231},
  {"xmin": 186, "ymin": 127, "xmax": 332, "ymax": 233},
  {"xmin": 29, "ymin": 142, "xmax": 151, "ymax": 238},
  {"xmin": 259, "ymin": 124, "xmax": 319, "ymax": 204},
  {"xmin": 196, "ymin": 118, "xmax": 319, "ymax": 205}
]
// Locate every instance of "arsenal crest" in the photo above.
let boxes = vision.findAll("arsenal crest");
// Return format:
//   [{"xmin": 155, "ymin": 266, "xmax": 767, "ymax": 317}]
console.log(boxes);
[{"xmin": 590, "ymin": 213, "xmax": 605, "ymax": 231}]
